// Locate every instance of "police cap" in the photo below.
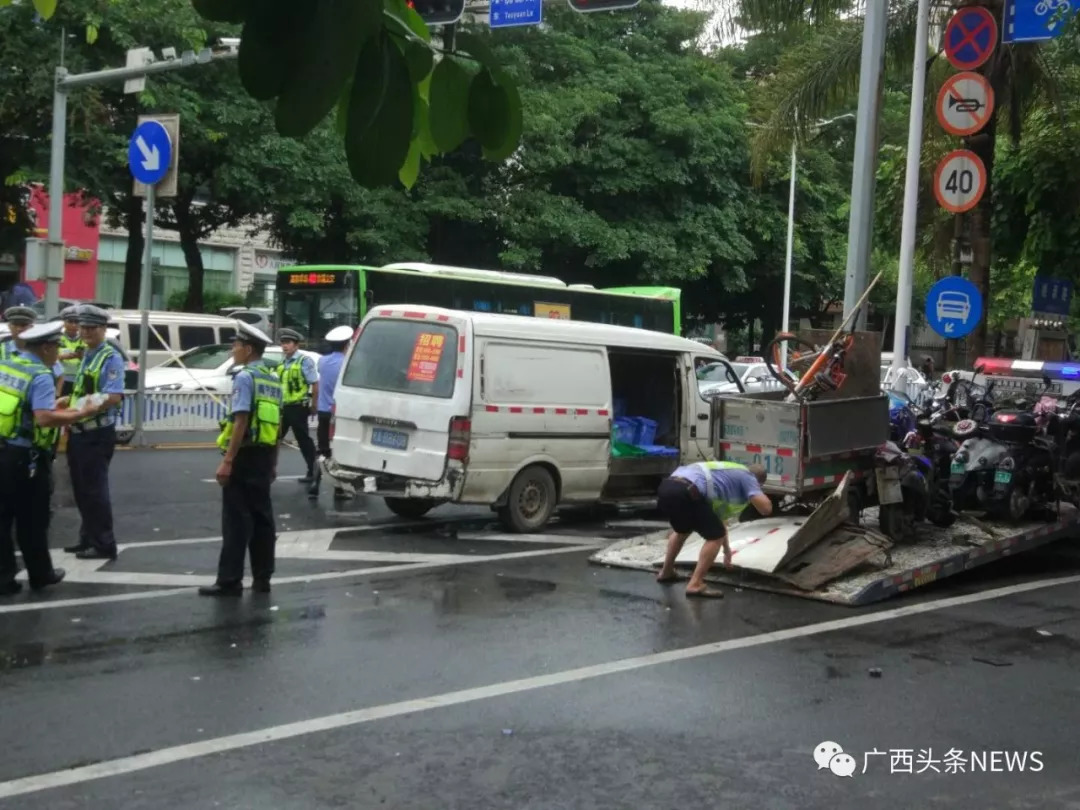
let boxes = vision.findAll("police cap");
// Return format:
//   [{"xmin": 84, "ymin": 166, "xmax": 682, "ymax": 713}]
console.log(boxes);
[
  {"xmin": 60, "ymin": 305, "xmax": 80, "ymax": 321},
  {"xmin": 233, "ymin": 320, "xmax": 273, "ymax": 348},
  {"xmin": 75, "ymin": 304, "xmax": 110, "ymax": 327},
  {"xmin": 325, "ymin": 325, "xmax": 354, "ymax": 343},
  {"xmin": 20, "ymin": 321, "xmax": 64, "ymax": 346},
  {"xmin": 3, "ymin": 306, "xmax": 37, "ymax": 326},
  {"xmin": 278, "ymin": 328, "xmax": 304, "ymax": 343}
]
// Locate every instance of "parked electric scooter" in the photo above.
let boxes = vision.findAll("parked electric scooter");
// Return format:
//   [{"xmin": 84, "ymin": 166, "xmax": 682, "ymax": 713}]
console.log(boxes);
[
  {"xmin": 985, "ymin": 383, "xmax": 1058, "ymax": 521},
  {"xmin": 948, "ymin": 377, "xmax": 1002, "ymax": 511}
]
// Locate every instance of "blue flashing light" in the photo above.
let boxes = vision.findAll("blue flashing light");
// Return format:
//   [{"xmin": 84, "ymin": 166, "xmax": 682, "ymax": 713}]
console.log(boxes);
[{"xmin": 1043, "ymin": 362, "xmax": 1080, "ymax": 380}]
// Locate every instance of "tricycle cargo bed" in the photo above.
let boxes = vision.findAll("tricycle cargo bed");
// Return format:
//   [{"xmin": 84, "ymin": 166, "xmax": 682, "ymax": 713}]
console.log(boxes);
[
  {"xmin": 710, "ymin": 392, "xmax": 890, "ymax": 497},
  {"xmin": 589, "ymin": 504, "xmax": 1080, "ymax": 606}
]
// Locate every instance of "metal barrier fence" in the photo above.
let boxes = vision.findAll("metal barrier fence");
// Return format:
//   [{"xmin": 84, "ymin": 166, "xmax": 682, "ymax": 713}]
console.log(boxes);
[{"xmin": 117, "ymin": 391, "xmax": 228, "ymax": 432}]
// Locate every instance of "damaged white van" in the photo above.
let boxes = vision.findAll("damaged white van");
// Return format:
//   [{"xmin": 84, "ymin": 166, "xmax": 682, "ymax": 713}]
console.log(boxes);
[{"xmin": 325, "ymin": 306, "xmax": 743, "ymax": 531}]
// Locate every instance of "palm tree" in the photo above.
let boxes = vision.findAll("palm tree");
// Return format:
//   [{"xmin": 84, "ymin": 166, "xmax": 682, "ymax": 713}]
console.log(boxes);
[{"xmin": 720, "ymin": 0, "xmax": 1058, "ymax": 365}]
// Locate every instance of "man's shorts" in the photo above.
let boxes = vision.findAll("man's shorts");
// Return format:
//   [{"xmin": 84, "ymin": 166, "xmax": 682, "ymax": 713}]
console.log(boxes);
[{"xmin": 656, "ymin": 476, "xmax": 727, "ymax": 540}]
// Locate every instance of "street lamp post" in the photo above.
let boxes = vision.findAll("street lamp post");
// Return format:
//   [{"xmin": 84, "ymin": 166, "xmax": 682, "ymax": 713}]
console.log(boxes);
[{"xmin": 43, "ymin": 43, "xmax": 237, "ymax": 319}]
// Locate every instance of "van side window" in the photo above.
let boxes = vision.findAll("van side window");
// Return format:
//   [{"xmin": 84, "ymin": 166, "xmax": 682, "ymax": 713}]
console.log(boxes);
[
  {"xmin": 128, "ymin": 324, "xmax": 169, "ymax": 351},
  {"xmin": 178, "ymin": 326, "xmax": 216, "ymax": 350}
]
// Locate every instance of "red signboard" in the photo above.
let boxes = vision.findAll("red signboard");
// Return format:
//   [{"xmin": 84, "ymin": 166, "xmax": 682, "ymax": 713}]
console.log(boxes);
[
  {"xmin": 406, "ymin": 332, "xmax": 446, "ymax": 382},
  {"xmin": 22, "ymin": 185, "xmax": 101, "ymax": 300}
]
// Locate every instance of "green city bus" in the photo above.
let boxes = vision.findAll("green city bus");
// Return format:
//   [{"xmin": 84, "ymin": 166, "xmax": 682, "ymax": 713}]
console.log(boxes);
[{"xmin": 275, "ymin": 262, "xmax": 682, "ymax": 349}]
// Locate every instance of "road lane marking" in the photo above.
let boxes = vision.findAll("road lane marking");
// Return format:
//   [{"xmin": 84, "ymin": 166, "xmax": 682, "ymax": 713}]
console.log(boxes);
[
  {"xmin": 1, "ymin": 571, "xmax": 1078, "ymax": 798},
  {"xmin": 0, "ymin": 544, "xmax": 602, "ymax": 614}
]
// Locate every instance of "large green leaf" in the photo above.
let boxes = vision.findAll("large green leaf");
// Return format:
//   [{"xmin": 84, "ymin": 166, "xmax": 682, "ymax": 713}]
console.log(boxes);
[
  {"xmin": 238, "ymin": 0, "xmax": 311, "ymax": 101},
  {"xmin": 428, "ymin": 57, "xmax": 472, "ymax": 153},
  {"xmin": 454, "ymin": 31, "xmax": 498, "ymax": 71},
  {"xmin": 275, "ymin": 0, "xmax": 382, "ymax": 137},
  {"xmin": 345, "ymin": 33, "xmax": 415, "ymax": 187},
  {"xmin": 480, "ymin": 68, "xmax": 522, "ymax": 162},
  {"xmin": 398, "ymin": 135, "xmax": 422, "ymax": 189},
  {"xmin": 32, "ymin": 0, "xmax": 57, "ymax": 19},
  {"xmin": 335, "ymin": 77, "xmax": 353, "ymax": 137},
  {"xmin": 398, "ymin": 36, "xmax": 434, "ymax": 86},
  {"xmin": 383, "ymin": 0, "xmax": 430, "ymax": 42},
  {"xmin": 191, "ymin": 0, "xmax": 249, "ymax": 24},
  {"xmin": 467, "ymin": 69, "xmax": 510, "ymax": 152},
  {"xmin": 414, "ymin": 94, "xmax": 438, "ymax": 159}
]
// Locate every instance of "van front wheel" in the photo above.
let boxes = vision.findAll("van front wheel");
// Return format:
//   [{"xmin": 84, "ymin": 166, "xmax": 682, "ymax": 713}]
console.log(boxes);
[
  {"xmin": 384, "ymin": 497, "xmax": 437, "ymax": 520},
  {"xmin": 499, "ymin": 465, "xmax": 557, "ymax": 533}
]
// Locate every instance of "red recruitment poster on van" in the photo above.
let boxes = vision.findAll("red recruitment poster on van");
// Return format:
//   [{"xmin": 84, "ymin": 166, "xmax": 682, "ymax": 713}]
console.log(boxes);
[{"xmin": 406, "ymin": 332, "xmax": 446, "ymax": 382}]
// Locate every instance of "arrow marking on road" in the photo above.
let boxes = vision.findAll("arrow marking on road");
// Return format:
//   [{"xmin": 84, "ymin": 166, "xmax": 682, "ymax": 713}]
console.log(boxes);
[{"xmin": 135, "ymin": 136, "xmax": 160, "ymax": 171}]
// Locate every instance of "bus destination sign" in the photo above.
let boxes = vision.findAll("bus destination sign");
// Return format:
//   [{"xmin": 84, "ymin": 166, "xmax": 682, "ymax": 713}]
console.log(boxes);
[{"xmin": 288, "ymin": 272, "xmax": 338, "ymax": 286}]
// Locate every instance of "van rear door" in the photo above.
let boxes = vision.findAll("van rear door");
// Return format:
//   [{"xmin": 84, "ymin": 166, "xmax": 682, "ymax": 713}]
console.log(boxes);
[{"xmin": 333, "ymin": 311, "xmax": 470, "ymax": 481}]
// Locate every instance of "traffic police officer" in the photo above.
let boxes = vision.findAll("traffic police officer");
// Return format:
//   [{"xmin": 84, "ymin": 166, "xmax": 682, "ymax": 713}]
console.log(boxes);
[
  {"xmin": 200, "ymin": 321, "xmax": 283, "ymax": 597},
  {"xmin": 0, "ymin": 322, "xmax": 94, "ymax": 595},
  {"xmin": 309, "ymin": 325, "xmax": 354, "ymax": 500},
  {"xmin": 0, "ymin": 306, "xmax": 37, "ymax": 360},
  {"xmin": 277, "ymin": 328, "xmax": 319, "ymax": 484},
  {"xmin": 57, "ymin": 305, "xmax": 85, "ymax": 397},
  {"xmin": 65, "ymin": 305, "xmax": 125, "ymax": 560}
]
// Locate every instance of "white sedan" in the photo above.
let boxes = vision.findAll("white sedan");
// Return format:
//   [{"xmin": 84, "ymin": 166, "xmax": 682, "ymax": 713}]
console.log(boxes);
[
  {"xmin": 698, "ymin": 358, "xmax": 790, "ymax": 398},
  {"xmin": 145, "ymin": 343, "xmax": 320, "ymax": 394}
]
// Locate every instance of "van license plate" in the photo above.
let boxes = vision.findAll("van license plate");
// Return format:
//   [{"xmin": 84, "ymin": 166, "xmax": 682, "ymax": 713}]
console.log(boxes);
[
  {"xmin": 994, "ymin": 470, "xmax": 1012, "ymax": 484},
  {"xmin": 371, "ymin": 428, "xmax": 408, "ymax": 450}
]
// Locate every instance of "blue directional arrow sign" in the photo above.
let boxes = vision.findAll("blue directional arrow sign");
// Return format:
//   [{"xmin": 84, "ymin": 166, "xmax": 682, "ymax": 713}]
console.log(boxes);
[
  {"xmin": 926, "ymin": 277, "xmax": 983, "ymax": 340},
  {"xmin": 128, "ymin": 119, "xmax": 172, "ymax": 186},
  {"xmin": 1003, "ymin": 0, "xmax": 1079, "ymax": 44},
  {"xmin": 490, "ymin": 0, "xmax": 542, "ymax": 28}
]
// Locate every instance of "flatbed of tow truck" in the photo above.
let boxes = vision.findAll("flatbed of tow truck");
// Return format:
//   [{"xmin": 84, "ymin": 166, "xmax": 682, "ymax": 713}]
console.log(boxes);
[{"xmin": 590, "ymin": 503, "xmax": 1080, "ymax": 606}]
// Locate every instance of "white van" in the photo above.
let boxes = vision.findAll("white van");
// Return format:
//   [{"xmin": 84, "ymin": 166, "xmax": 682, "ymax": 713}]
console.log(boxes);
[
  {"xmin": 103, "ymin": 310, "xmax": 243, "ymax": 368},
  {"xmin": 325, "ymin": 306, "xmax": 744, "ymax": 531}
]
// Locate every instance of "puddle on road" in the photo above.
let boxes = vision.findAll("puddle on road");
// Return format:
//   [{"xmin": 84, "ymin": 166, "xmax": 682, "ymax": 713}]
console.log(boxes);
[{"xmin": 0, "ymin": 604, "xmax": 329, "ymax": 671}]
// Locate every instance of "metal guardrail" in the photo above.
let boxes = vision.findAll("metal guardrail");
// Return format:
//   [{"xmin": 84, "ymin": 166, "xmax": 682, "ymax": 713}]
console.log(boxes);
[{"xmin": 117, "ymin": 390, "xmax": 228, "ymax": 432}]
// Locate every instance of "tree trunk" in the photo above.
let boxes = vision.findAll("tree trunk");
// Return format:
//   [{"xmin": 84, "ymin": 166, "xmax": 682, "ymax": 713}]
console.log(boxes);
[
  {"xmin": 172, "ymin": 194, "xmax": 206, "ymax": 313},
  {"xmin": 121, "ymin": 195, "xmax": 144, "ymax": 309}
]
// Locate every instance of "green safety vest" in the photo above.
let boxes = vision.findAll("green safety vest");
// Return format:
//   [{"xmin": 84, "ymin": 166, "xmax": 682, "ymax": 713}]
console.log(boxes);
[
  {"xmin": 216, "ymin": 364, "xmax": 283, "ymax": 451},
  {"xmin": 0, "ymin": 338, "xmax": 17, "ymax": 361},
  {"xmin": 59, "ymin": 333, "xmax": 84, "ymax": 378},
  {"xmin": 697, "ymin": 460, "xmax": 754, "ymax": 522},
  {"xmin": 72, "ymin": 344, "xmax": 121, "ymax": 426},
  {"xmin": 0, "ymin": 355, "xmax": 60, "ymax": 450},
  {"xmin": 280, "ymin": 354, "xmax": 311, "ymax": 405}
]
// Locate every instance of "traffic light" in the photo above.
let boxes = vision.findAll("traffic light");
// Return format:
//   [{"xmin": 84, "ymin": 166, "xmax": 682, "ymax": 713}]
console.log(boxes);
[
  {"xmin": 567, "ymin": 0, "xmax": 641, "ymax": 12},
  {"xmin": 407, "ymin": 0, "xmax": 464, "ymax": 25}
]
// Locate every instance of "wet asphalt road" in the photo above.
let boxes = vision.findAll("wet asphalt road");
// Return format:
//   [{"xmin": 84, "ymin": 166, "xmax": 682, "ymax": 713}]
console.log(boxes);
[{"xmin": 2, "ymin": 447, "xmax": 1080, "ymax": 807}]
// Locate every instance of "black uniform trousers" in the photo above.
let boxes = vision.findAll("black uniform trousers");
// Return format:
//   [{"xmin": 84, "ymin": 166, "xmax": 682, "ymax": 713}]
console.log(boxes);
[
  {"xmin": 217, "ymin": 445, "xmax": 276, "ymax": 586},
  {"xmin": 67, "ymin": 425, "xmax": 118, "ymax": 554},
  {"xmin": 316, "ymin": 411, "xmax": 332, "ymax": 458},
  {"xmin": 0, "ymin": 445, "xmax": 57, "ymax": 587},
  {"xmin": 280, "ymin": 403, "xmax": 316, "ymax": 473}
]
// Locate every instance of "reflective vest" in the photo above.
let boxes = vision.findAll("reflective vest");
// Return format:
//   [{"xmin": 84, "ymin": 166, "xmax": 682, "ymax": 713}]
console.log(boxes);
[
  {"xmin": 0, "ymin": 338, "xmax": 16, "ymax": 361},
  {"xmin": 697, "ymin": 460, "xmax": 753, "ymax": 522},
  {"xmin": 72, "ymin": 344, "xmax": 121, "ymax": 426},
  {"xmin": 59, "ymin": 333, "xmax": 84, "ymax": 378},
  {"xmin": 280, "ymin": 354, "xmax": 311, "ymax": 405},
  {"xmin": 0, "ymin": 355, "xmax": 60, "ymax": 450},
  {"xmin": 216, "ymin": 364, "xmax": 283, "ymax": 451}
]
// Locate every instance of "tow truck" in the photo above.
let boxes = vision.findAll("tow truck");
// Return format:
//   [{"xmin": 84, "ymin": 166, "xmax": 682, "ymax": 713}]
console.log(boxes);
[{"xmin": 590, "ymin": 359, "xmax": 1080, "ymax": 606}]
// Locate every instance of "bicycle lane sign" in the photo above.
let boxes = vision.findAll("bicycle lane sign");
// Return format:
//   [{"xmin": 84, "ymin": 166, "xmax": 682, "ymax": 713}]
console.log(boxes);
[{"xmin": 926, "ymin": 276, "xmax": 983, "ymax": 339}]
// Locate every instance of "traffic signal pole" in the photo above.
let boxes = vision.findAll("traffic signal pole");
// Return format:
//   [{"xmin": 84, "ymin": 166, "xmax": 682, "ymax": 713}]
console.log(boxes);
[{"xmin": 44, "ymin": 47, "xmax": 237, "ymax": 319}]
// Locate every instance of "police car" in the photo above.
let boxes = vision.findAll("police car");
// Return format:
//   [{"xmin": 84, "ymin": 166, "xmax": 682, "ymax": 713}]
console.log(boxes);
[{"xmin": 697, "ymin": 356, "xmax": 790, "ymax": 398}]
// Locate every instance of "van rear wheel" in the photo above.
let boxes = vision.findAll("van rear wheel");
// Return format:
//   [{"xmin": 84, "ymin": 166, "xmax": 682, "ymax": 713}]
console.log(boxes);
[
  {"xmin": 498, "ymin": 465, "xmax": 557, "ymax": 533},
  {"xmin": 384, "ymin": 497, "xmax": 437, "ymax": 520}
]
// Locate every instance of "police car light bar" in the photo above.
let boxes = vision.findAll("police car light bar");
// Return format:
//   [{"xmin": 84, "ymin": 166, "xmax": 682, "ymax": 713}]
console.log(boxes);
[{"xmin": 973, "ymin": 357, "xmax": 1080, "ymax": 382}]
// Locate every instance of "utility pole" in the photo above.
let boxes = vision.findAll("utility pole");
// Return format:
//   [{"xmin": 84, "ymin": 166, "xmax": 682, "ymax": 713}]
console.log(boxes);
[
  {"xmin": 842, "ymin": 0, "xmax": 888, "ymax": 331},
  {"xmin": 43, "ymin": 43, "xmax": 238, "ymax": 319}
]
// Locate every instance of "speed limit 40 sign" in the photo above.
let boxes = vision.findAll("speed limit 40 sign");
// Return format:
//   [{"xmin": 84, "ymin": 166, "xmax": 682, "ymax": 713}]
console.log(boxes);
[{"xmin": 934, "ymin": 149, "xmax": 987, "ymax": 214}]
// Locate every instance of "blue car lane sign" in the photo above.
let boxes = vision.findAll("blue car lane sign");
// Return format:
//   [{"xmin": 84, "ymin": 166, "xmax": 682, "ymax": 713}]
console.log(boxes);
[{"xmin": 926, "ymin": 276, "xmax": 983, "ymax": 339}]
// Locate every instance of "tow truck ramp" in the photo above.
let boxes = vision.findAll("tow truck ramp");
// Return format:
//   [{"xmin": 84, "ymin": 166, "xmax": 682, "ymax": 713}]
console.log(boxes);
[{"xmin": 589, "ymin": 474, "xmax": 1080, "ymax": 606}]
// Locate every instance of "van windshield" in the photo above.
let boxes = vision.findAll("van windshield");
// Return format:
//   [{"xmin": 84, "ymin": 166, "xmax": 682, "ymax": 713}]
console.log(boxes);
[{"xmin": 341, "ymin": 319, "xmax": 458, "ymax": 399}]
